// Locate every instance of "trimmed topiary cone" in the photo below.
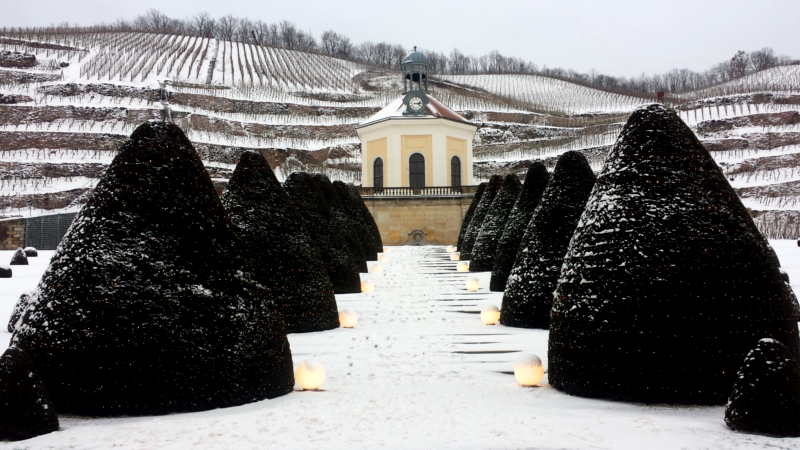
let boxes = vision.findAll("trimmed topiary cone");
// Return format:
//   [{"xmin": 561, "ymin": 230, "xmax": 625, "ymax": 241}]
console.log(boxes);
[
  {"xmin": 490, "ymin": 162, "xmax": 550, "ymax": 291},
  {"xmin": 0, "ymin": 266, "xmax": 11, "ymax": 278},
  {"xmin": 220, "ymin": 151, "xmax": 339, "ymax": 333},
  {"xmin": 7, "ymin": 293, "xmax": 29, "ymax": 333},
  {"xmin": 334, "ymin": 181, "xmax": 378, "ymax": 261},
  {"xmin": 470, "ymin": 174, "xmax": 522, "ymax": 272},
  {"xmin": 10, "ymin": 122, "xmax": 294, "ymax": 415},
  {"xmin": 347, "ymin": 183, "xmax": 383, "ymax": 255},
  {"xmin": 23, "ymin": 247, "xmax": 37, "ymax": 257},
  {"xmin": 725, "ymin": 338, "xmax": 800, "ymax": 437},
  {"xmin": 0, "ymin": 346, "xmax": 59, "ymax": 441},
  {"xmin": 549, "ymin": 104, "xmax": 800, "ymax": 405},
  {"xmin": 312, "ymin": 174, "xmax": 368, "ymax": 272},
  {"xmin": 461, "ymin": 176, "xmax": 503, "ymax": 260},
  {"xmin": 501, "ymin": 152, "xmax": 595, "ymax": 328},
  {"xmin": 284, "ymin": 172, "xmax": 362, "ymax": 294},
  {"xmin": 457, "ymin": 182, "xmax": 486, "ymax": 251},
  {"xmin": 9, "ymin": 247, "xmax": 28, "ymax": 265}
]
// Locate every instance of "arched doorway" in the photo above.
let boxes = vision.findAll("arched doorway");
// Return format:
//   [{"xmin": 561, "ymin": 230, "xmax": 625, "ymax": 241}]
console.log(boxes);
[
  {"xmin": 409, "ymin": 153, "xmax": 425, "ymax": 188},
  {"xmin": 451, "ymin": 156, "xmax": 462, "ymax": 188},
  {"xmin": 373, "ymin": 157, "xmax": 384, "ymax": 189}
]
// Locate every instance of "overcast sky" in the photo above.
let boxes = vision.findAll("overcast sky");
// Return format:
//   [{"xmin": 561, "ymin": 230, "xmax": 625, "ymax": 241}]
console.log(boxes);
[{"xmin": 3, "ymin": 0, "xmax": 799, "ymax": 78}]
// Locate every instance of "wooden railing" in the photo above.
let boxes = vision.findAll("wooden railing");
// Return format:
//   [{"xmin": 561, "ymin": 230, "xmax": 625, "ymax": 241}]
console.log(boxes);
[{"xmin": 357, "ymin": 185, "xmax": 480, "ymax": 197}]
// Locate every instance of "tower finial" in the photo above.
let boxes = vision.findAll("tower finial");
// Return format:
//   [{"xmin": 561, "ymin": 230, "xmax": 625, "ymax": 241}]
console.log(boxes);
[{"xmin": 414, "ymin": 46, "xmax": 417, "ymax": 52}]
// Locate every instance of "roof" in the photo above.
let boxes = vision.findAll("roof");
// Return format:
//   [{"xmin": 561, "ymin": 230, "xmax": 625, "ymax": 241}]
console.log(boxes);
[
  {"xmin": 357, "ymin": 95, "xmax": 475, "ymax": 129},
  {"xmin": 403, "ymin": 51, "xmax": 428, "ymax": 65}
]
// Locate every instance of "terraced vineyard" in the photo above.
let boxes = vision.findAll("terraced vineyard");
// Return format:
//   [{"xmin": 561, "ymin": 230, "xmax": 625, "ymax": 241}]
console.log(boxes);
[{"xmin": 1, "ymin": 29, "xmax": 799, "ymax": 237}]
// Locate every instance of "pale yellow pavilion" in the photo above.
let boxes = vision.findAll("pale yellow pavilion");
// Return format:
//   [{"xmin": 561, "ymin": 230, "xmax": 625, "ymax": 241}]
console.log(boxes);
[{"xmin": 357, "ymin": 50, "xmax": 477, "ymax": 189}]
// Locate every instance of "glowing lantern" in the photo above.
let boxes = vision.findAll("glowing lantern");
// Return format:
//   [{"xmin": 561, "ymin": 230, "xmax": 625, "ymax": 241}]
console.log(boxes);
[
  {"xmin": 446, "ymin": 245, "xmax": 455, "ymax": 253},
  {"xmin": 383, "ymin": 247, "xmax": 391, "ymax": 253},
  {"xmin": 296, "ymin": 360, "xmax": 326, "ymax": 390},
  {"xmin": 481, "ymin": 304, "xmax": 500, "ymax": 325},
  {"xmin": 450, "ymin": 253, "xmax": 460, "ymax": 261},
  {"xmin": 514, "ymin": 354, "xmax": 544, "ymax": 386},
  {"xmin": 466, "ymin": 277, "xmax": 480, "ymax": 292},
  {"xmin": 379, "ymin": 254, "xmax": 389, "ymax": 262},
  {"xmin": 370, "ymin": 264, "xmax": 383, "ymax": 273},
  {"xmin": 361, "ymin": 281, "xmax": 375, "ymax": 293},
  {"xmin": 339, "ymin": 309, "xmax": 358, "ymax": 328},
  {"xmin": 457, "ymin": 262, "xmax": 469, "ymax": 272}
]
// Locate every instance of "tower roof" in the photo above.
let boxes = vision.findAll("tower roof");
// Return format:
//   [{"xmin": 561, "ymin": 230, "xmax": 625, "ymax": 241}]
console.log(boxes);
[
  {"xmin": 403, "ymin": 51, "xmax": 428, "ymax": 65},
  {"xmin": 357, "ymin": 95, "xmax": 474, "ymax": 129}
]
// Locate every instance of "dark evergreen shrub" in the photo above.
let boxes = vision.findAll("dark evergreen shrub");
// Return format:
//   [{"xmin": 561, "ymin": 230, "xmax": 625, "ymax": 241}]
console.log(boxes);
[
  {"xmin": 9, "ymin": 248, "xmax": 28, "ymax": 265},
  {"xmin": 284, "ymin": 172, "xmax": 362, "ymax": 294},
  {"xmin": 312, "ymin": 174, "xmax": 367, "ymax": 272},
  {"xmin": 501, "ymin": 152, "xmax": 595, "ymax": 328},
  {"xmin": 220, "ymin": 152, "xmax": 339, "ymax": 333},
  {"xmin": 23, "ymin": 247, "xmax": 37, "ymax": 257},
  {"xmin": 347, "ymin": 183, "xmax": 383, "ymax": 254},
  {"xmin": 0, "ymin": 346, "xmax": 59, "ymax": 441},
  {"xmin": 460, "ymin": 175, "xmax": 503, "ymax": 260},
  {"xmin": 7, "ymin": 293, "xmax": 29, "ymax": 333},
  {"xmin": 549, "ymin": 104, "xmax": 800, "ymax": 405},
  {"xmin": 457, "ymin": 182, "xmax": 486, "ymax": 251},
  {"xmin": 490, "ymin": 162, "xmax": 549, "ymax": 291},
  {"xmin": 0, "ymin": 266, "xmax": 11, "ymax": 278},
  {"xmin": 10, "ymin": 121, "xmax": 294, "ymax": 415},
  {"xmin": 725, "ymin": 338, "xmax": 800, "ymax": 437},
  {"xmin": 469, "ymin": 174, "xmax": 522, "ymax": 272},
  {"xmin": 333, "ymin": 181, "xmax": 378, "ymax": 261}
]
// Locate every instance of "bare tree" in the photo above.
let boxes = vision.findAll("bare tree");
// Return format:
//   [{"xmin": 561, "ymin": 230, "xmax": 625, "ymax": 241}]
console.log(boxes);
[{"xmin": 188, "ymin": 12, "xmax": 215, "ymax": 38}]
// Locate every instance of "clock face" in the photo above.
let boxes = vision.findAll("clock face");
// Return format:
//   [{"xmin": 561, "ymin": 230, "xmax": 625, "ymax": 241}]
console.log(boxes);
[{"xmin": 408, "ymin": 97, "xmax": 424, "ymax": 111}]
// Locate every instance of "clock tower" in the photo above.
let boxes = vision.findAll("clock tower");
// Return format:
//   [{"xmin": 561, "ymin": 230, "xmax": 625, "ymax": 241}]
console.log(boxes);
[{"xmin": 402, "ymin": 47, "xmax": 429, "ymax": 116}]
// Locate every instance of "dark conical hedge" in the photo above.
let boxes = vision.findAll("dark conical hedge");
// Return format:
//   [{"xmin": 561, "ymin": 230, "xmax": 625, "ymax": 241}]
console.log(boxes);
[
  {"xmin": 9, "ymin": 247, "xmax": 27, "ymax": 265},
  {"xmin": 347, "ymin": 183, "xmax": 383, "ymax": 254},
  {"xmin": 0, "ymin": 266, "xmax": 11, "ymax": 278},
  {"xmin": 469, "ymin": 174, "xmax": 522, "ymax": 272},
  {"xmin": 461, "ymin": 175, "xmax": 503, "ymax": 260},
  {"xmin": 0, "ymin": 346, "xmax": 59, "ymax": 441},
  {"xmin": 312, "ymin": 174, "xmax": 368, "ymax": 272},
  {"xmin": 7, "ymin": 293, "xmax": 29, "ymax": 332},
  {"xmin": 549, "ymin": 104, "xmax": 800, "ymax": 404},
  {"xmin": 725, "ymin": 338, "xmax": 800, "ymax": 437},
  {"xmin": 501, "ymin": 152, "xmax": 595, "ymax": 328},
  {"xmin": 333, "ymin": 181, "xmax": 378, "ymax": 261},
  {"xmin": 457, "ymin": 182, "xmax": 486, "ymax": 251},
  {"xmin": 24, "ymin": 247, "xmax": 37, "ymax": 257},
  {"xmin": 10, "ymin": 122, "xmax": 294, "ymax": 415},
  {"xmin": 490, "ymin": 162, "xmax": 550, "ymax": 291},
  {"xmin": 220, "ymin": 151, "xmax": 339, "ymax": 333},
  {"xmin": 284, "ymin": 172, "xmax": 362, "ymax": 294}
]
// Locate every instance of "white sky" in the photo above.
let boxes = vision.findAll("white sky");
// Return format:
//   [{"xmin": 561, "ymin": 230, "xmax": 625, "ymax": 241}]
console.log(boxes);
[{"xmin": 3, "ymin": 0, "xmax": 799, "ymax": 78}]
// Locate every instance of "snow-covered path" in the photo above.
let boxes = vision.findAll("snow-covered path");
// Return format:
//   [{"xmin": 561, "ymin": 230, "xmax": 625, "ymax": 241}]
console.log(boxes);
[{"xmin": 2, "ymin": 245, "xmax": 800, "ymax": 449}]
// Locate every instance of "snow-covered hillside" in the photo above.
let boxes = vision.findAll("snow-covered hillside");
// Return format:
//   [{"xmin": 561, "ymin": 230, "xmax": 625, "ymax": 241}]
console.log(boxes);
[{"xmin": 1, "ymin": 30, "xmax": 799, "ymax": 236}]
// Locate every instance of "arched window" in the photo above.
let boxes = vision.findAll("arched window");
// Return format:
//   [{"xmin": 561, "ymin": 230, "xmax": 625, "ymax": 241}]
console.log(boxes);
[
  {"xmin": 451, "ymin": 156, "xmax": 462, "ymax": 187},
  {"xmin": 373, "ymin": 158, "xmax": 384, "ymax": 189},
  {"xmin": 409, "ymin": 153, "xmax": 425, "ymax": 188}
]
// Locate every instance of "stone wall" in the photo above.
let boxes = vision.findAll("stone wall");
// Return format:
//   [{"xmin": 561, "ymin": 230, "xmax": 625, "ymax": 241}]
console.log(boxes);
[
  {"xmin": 0, "ymin": 218, "xmax": 26, "ymax": 250},
  {"xmin": 363, "ymin": 195, "xmax": 475, "ymax": 245}
]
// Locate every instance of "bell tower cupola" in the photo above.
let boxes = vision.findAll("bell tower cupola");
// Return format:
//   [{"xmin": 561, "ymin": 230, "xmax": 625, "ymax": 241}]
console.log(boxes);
[{"xmin": 402, "ymin": 47, "xmax": 428, "ymax": 93}]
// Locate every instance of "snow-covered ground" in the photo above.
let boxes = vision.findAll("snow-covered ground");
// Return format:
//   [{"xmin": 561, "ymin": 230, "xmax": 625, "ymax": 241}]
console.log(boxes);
[{"xmin": 1, "ymin": 244, "xmax": 800, "ymax": 449}]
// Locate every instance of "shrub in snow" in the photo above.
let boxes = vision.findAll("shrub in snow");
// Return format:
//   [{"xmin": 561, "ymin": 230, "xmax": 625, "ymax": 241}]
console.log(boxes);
[
  {"xmin": 460, "ymin": 175, "xmax": 504, "ymax": 260},
  {"xmin": 347, "ymin": 183, "xmax": 384, "ymax": 255},
  {"xmin": 501, "ymin": 152, "xmax": 595, "ymax": 329},
  {"xmin": 333, "ymin": 180, "xmax": 378, "ymax": 261},
  {"xmin": 490, "ymin": 162, "xmax": 550, "ymax": 291},
  {"xmin": 312, "ymin": 174, "xmax": 368, "ymax": 272},
  {"xmin": 0, "ymin": 266, "xmax": 11, "ymax": 278},
  {"xmin": 9, "ymin": 247, "xmax": 28, "ymax": 265},
  {"xmin": 725, "ymin": 339, "xmax": 800, "ymax": 436},
  {"xmin": 220, "ymin": 151, "xmax": 339, "ymax": 333},
  {"xmin": 457, "ymin": 182, "xmax": 486, "ymax": 251},
  {"xmin": 7, "ymin": 293, "xmax": 29, "ymax": 332},
  {"xmin": 284, "ymin": 172, "xmax": 361, "ymax": 294},
  {"xmin": 0, "ymin": 346, "xmax": 59, "ymax": 441},
  {"xmin": 549, "ymin": 104, "xmax": 800, "ymax": 405},
  {"xmin": 23, "ymin": 247, "xmax": 37, "ymax": 257},
  {"xmin": 10, "ymin": 121, "xmax": 294, "ymax": 415},
  {"xmin": 470, "ymin": 174, "xmax": 522, "ymax": 272}
]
